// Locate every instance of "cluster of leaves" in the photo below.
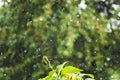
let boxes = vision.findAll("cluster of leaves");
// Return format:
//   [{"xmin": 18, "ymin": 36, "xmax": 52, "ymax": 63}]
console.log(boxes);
[{"xmin": 39, "ymin": 60, "xmax": 94, "ymax": 80}]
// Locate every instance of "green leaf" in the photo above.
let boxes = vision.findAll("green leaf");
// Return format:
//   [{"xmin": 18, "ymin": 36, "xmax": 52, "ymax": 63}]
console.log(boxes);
[
  {"xmin": 79, "ymin": 73, "xmax": 94, "ymax": 79},
  {"xmin": 39, "ymin": 70, "xmax": 57, "ymax": 80},
  {"xmin": 86, "ymin": 74, "xmax": 94, "ymax": 78},
  {"xmin": 56, "ymin": 61, "xmax": 68, "ymax": 75},
  {"xmin": 61, "ymin": 66, "xmax": 83, "ymax": 76},
  {"xmin": 48, "ymin": 70, "xmax": 57, "ymax": 77}
]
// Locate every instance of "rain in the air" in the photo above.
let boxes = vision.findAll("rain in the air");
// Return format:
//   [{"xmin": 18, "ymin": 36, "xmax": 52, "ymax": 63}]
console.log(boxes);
[{"xmin": 0, "ymin": 0, "xmax": 120, "ymax": 80}]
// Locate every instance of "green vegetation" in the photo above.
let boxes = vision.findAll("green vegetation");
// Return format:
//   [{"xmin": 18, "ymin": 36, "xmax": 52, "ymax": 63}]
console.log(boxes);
[
  {"xmin": 39, "ymin": 56, "xmax": 94, "ymax": 80},
  {"xmin": 0, "ymin": 0, "xmax": 120, "ymax": 80}
]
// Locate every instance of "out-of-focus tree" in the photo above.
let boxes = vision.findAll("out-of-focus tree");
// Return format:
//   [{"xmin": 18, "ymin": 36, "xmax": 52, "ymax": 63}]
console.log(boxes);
[{"xmin": 0, "ymin": 0, "xmax": 120, "ymax": 80}]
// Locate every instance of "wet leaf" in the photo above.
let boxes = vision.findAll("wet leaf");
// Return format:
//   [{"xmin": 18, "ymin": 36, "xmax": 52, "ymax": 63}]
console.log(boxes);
[{"xmin": 61, "ymin": 66, "xmax": 83, "ymax": 76}]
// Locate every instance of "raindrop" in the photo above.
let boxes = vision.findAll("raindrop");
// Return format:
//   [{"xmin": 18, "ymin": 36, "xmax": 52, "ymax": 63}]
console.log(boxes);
[
  {"xmin": 24, "ymin": 50, "xmax": 27, "ymax": 53},
  {"xmin": 118, "ymin": 12, "xmax": 120, "ymax": 17},
  {"xmin": 93, "ymin": 71, "xmax": 97, "ymax": 74},
  {"xmin": 39, "ymin": 17, "xmax": 43, "ymax": 21},
  {"xmin": 0, "ymin": 52, "xmax": 3, "ymax": 55},
  {"xmin": 0, "ymin": 68, "xmax": 4, "ymax": 72},
  {"xmin": 104, "ymin": 62, "xmax": 108, "ymax": 67},
  {"xmin": 76, "ymin": 14, "xmax": 80, "ymax": 17},
  {"xmin": 50, "ymin": 39, "xmax": 53, "ymax": 42},
  {"xmin": 87, "ymin": 38, "xmax": 92, "ymax": 42},
  {"xmin": 100, "ymin": 78, "xmax": 103, "ymax": 80},
  {"xmin": 54, "ymin": 56, "xmax": 58, "ymax": 59},
  {"xmin": 70, "ymin": 19, "xmax": 73, "ymax": 22},
  {"xmin": 4, "ymin": 73, "xmax": 6, "ymax": 77},
  {"xmin": 112, "ymin": 41, "xmax": 116, "ymax": 44},
  {"xmin": 67, "ymin": 0, "xmax": 71, "ymax": 4},
  {"xmin": 3, "ymin": 56, "xmax": 6, "ymax": 59},
  {"xmin": 37, "ymin": 48, "xmax": 41, "ymax": 51},
  {"xmin": 38, "ymin": 54, "xmax": 41, "ymax": 57},
  {"xmin": 106, "ymin": 23, "xmax": 112, "ymax": 32},
  {"xmin": 33, "ymin": 65, "xmax": 37, "ymax": 70},
  {"xmin": 27, "ymin": 21, "xmax": 32, "ymax": 26},
  {"xmin": 106, "ymin": 57, "xmax": 111, "ymax": 61},
  {"xmin": 94, "ymin": 51, "xmax": 97, "ymax": 54},
  {"xmin": 83, "ymin": 30, "xmax": 86, "ymax": 32},
  {"xmin": 111, "ymin": 76, "xmax": 114, "ymax": 78},
  {"xmin": 96, "ymin": 39, "xmax": 98, "ymax": 42},
  {"xmin": 96, "ymin": 18, "xmax": 99, "ymax": 21}
]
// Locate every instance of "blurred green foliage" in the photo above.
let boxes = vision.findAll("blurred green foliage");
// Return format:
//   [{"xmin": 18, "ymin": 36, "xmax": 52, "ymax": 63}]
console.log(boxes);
[{"xmin": 0, "ymin": 0, "xmax": 120, "ymax": 80}]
